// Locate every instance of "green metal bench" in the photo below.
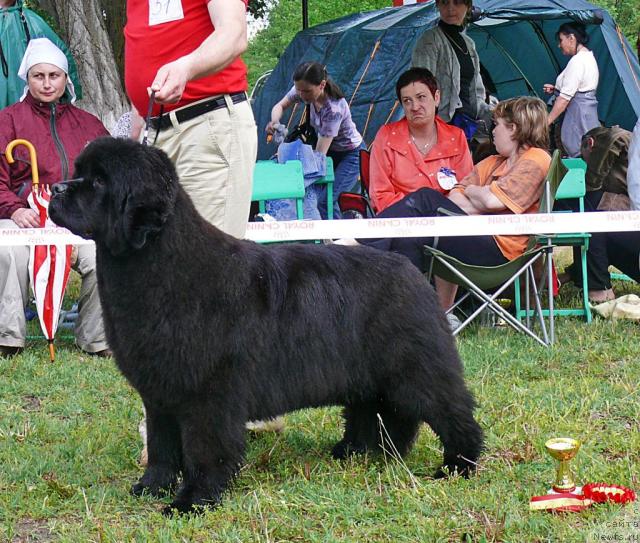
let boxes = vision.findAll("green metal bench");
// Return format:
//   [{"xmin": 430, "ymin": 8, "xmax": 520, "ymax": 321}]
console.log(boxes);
[
  {"xmin": 251, "ymin": 158, "xmax": 336, "ymax": 220},
  {"xmin": 252, "ymin": 160, "xmax": 305, "ymax": 219}
]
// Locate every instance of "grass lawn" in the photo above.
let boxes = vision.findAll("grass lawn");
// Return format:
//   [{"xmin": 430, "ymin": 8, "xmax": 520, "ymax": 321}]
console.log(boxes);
[{"xmin": 1, "ymin": 273, "xmax": 639, "ymax": 542}]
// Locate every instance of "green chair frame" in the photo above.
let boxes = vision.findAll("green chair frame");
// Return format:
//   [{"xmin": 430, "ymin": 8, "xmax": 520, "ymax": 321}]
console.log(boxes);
[
  {"xmin": 424, "ymin": 244, "xmax": 553, "ymax": 346},
  {"xmin": 534, "ymin": 156, "xmax": 592, "ymax": 325}
]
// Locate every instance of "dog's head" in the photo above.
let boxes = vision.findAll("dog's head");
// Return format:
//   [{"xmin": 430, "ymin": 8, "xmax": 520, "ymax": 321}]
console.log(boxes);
[{"xmin": 50, "ymin": 137, "xmax": 178, "ymax": 256}]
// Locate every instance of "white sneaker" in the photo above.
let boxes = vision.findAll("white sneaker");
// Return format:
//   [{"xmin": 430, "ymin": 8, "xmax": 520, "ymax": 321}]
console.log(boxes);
[
  {"xmin": 446, "ymin": 312, "xmax": 462, "ymax": 332},
  {"xmin": 333, "ymin": 238, "xmax": 360, "ymax": 246}
]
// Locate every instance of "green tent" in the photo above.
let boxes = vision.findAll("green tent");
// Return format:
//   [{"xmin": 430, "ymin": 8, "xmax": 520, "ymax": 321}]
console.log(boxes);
[{"xmin": 0, "ymin": 0, "xmax": 82, "ymax": 109}]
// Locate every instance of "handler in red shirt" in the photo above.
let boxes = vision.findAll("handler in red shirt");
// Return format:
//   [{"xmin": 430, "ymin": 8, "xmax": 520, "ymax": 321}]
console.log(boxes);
[
  {"xmin": 124, "ymin": 0, "xmax": 257, "ymax": 239},
  {"xmin": 369, "ymin": 68, "xmax": 473, "ymax": 213}
]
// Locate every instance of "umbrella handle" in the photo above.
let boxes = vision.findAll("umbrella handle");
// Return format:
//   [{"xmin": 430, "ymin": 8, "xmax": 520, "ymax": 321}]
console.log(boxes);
[{"xmin": 5, "ymin": 139, "xmax": 39, "ymax": 189}]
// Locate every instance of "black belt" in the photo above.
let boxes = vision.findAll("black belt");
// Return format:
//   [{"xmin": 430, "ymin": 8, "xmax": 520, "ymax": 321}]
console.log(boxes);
[{"xmin": 150, "ymin": 92, "xmax": 248, "ymax": 131}]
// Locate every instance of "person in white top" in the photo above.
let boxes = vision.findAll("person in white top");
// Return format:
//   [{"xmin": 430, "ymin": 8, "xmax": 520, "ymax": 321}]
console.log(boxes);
[{"xmin": 543, "ymin": 22, "xmax": 600, "ymax": 157}]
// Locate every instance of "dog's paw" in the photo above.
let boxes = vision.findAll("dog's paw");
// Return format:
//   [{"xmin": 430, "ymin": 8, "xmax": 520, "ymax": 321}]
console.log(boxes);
[
  {"xmin": 331, "ymin": 440, "xmax": 368, "ymax": 460},
  {"xmin": 433, "ymin": 462, "xmax": 473, "ymax": 480},
  {"xmin": 162, "ymin": 495, "xmax": 221, "ymax": 516},
  {"xmin": 131, "ymin": 467, "xmax": 177, "ymax": 498}
]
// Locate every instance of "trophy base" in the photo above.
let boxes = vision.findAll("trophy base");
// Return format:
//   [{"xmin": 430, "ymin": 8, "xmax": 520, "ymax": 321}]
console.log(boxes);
[{"xmin": 548, "ymin": 486, "xmax": 582, "ymax": 495}]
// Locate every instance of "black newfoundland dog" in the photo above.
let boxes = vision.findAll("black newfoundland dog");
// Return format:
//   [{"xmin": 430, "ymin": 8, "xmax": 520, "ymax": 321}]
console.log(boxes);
[{"xmin": 49, "ymin": 137, "xmax": 483, "ymax": 514}]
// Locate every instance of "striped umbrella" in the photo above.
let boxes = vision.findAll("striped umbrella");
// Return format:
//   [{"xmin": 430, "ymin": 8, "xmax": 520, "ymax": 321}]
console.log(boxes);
[{"xmin": 5, "ymin": 139, "xmax": 72, "ymax": 362}]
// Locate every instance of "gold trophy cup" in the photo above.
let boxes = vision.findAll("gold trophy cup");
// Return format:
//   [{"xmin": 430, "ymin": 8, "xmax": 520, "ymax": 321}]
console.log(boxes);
[{"xmin": 545, "ymin": 437, "xmax": 581, "ymax": 493}]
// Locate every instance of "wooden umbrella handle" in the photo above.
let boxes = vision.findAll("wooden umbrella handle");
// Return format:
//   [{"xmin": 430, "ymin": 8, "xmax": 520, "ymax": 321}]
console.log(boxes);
[{"xmin": 5, "ymin": 139, "xmax": 39, "ymax": 189}]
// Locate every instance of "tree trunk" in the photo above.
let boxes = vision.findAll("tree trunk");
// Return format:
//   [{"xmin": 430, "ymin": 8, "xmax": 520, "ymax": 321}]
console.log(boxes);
[{"xmin": 33, "ymin": 0, "xmax": 128, "ymax": 131}]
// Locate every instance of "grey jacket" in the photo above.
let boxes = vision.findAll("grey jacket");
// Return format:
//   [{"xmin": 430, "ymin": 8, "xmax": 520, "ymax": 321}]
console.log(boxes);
[{"xmin": 411, "ymin": 25, "xmax": 491, "ymax": 124}]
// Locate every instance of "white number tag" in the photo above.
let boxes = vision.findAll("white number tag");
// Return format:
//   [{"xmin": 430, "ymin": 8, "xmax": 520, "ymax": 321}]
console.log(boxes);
[{"xmin": 148, "ymin": 0, "xmax": 184, "ymax": 26}]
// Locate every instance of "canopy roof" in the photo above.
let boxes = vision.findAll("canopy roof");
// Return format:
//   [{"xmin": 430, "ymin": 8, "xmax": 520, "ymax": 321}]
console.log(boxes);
[{"xmin": 253, "ymin": 0, "xmax": 640, "ymax": 159}]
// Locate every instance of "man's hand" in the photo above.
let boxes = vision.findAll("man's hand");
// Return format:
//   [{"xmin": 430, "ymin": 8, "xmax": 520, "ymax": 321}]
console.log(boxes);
[
  {"xmin": 11, "ymin": 207, "xmax": 40, "ymax": 228},
  {"xmin": 148, "ymin": 57, "xmax": 192, "ymax": 104}
]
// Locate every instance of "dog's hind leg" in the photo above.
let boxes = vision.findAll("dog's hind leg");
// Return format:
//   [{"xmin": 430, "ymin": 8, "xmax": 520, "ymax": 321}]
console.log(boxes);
[
  {"xmin": 415, "ymin": 386, "xmax": 483, "ymax": 478},
  {"xmin": 381, "ymin": 371, "xmax": 483, "ymax": 478},
  {"xmin": 131, "ymin": 407, "xmax": 182, "ymax": 497},
  {"xmin": 332, "ymin": 401, "xmax": 380, "ymax": 460},
  {"xmin": 164, "ymin": 408, "xmax": 246, "ymax": 515},
  {"xmin": 427, "ymin": 404, "xmax": 483, "ymax": 479}
]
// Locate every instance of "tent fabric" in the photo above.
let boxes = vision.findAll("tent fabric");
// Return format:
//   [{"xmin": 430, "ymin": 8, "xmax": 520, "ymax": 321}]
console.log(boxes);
[
  {"xmin": 253, "ymin": 0, "xmax": 640, "ymax": 160},
  {"xmin": 0, "ymin": 0, "xmax": 82, "ymax": 109}
]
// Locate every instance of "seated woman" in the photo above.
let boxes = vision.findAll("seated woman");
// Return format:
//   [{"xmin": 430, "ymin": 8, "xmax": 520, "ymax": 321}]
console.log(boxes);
[
  {"xmin": 0, "ymin": 38, "xmax": 110, "ymax": 358},
  {"xmin": 369, "ymin": 67, "xmax": 473, "ymax": 213},
  {"xmin": 560, "ymin": 127, "xmax": 640, "ymax": 303},
  {"xmin": 360, "ymin": 96, "xmax": 551, "ymax": 311}
]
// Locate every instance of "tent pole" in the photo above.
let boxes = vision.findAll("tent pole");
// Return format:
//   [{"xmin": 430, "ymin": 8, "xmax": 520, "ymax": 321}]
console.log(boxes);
[
  {"xmin": 302, "ymin": 0, "xmax": 309, "ymax": 29},
  {"xmin": 530, "ymin": 21, "xmax": 561, "ymax": 73},
  {"xmin": 474, "ymin": 27, "xmax": 537, "ymax": 95}
]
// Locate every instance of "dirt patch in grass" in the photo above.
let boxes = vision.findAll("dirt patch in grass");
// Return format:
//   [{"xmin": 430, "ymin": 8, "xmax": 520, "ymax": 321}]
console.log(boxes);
[
  {"xmin": 11, "ymin": 518, "xmax": 53, "ymax": 542},
  {"xmin": 21, "ymin": 396, "xmax": 41, "ymax": 411},
  {"xmin": 486, "ymin": 442, "xmax": 536, "ymax": 466}
]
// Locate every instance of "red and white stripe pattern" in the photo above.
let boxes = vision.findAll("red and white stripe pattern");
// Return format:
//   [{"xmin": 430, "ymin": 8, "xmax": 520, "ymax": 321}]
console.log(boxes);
[
  {"xmin": 27, "ymin": 186, "xmax": 72, "ymax": 342},
  {"xmin": 392, "ymin": 0, "xmax": 429, "ymax": 6}
]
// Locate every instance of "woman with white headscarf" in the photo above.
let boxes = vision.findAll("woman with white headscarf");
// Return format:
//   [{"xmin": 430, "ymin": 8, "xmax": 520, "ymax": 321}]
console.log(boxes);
[{"xmin": 0, "ymin": 37, "xmax": 111, "ymax": 358}]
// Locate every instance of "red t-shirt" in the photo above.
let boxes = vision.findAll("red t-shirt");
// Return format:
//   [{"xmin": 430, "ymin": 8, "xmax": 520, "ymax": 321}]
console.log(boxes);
[{"xmin": 124, "ymin": 0, "xmax": 249, "ymax": 116}]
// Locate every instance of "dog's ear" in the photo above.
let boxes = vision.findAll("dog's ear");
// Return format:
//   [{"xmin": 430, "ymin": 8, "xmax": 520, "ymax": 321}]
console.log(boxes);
[
  {"xmin": 122, "ymin": 149, "xmax": 177, "ymax": 250},
  {"xmin": 126, "ymin": 204, "xmax": 167, "ymax": 250},
  {"xmin": 98, "ymin": 140, "xmax": 178, "ymax": 256}
]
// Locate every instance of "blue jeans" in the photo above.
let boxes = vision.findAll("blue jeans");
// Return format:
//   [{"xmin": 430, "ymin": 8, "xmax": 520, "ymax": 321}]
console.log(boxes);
[{"xmin": 316, "ymin": 146, "xmax": 362, "ymax": 219}]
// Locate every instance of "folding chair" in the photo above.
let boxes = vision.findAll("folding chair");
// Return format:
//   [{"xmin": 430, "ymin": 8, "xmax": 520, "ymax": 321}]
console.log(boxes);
[
  {"xmin": 338, "ymin": 148, "xmax": 375, "ymax": 218},
  {"xmin": 423, "ymin": 150, "xmax": 568, "ymax": 346},
  {"xmin": 424, "ymin": 244, "xmax": 552, "ymax": 346},
  {"xmin": 536, "ymin": 157, "xmax": 592, "ymax": 324}
]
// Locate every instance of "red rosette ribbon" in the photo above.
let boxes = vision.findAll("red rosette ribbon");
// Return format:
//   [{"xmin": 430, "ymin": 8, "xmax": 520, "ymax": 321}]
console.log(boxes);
[{"xmin": 582, "ymin": 483, "xmax": 636, "ymax": 504}]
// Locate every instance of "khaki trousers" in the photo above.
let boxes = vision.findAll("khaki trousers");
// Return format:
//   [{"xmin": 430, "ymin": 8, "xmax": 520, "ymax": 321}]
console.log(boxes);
[
  {"xmin": 152, "ymin": 96, "xmax": 257, "ymax": 237},
  {"xmin": 0, "ymin": 219, "xmax": 108, "ymax": 353}
]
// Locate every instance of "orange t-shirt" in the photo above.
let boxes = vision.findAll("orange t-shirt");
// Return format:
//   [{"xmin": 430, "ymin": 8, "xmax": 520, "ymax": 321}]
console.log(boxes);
[
  {"xmin": 456, "ymin": 147, "xmax": 551, "ymax": 260},
  {"xmin": 369, "ymin": 117, "xmax": 473, "ymax": 213}
]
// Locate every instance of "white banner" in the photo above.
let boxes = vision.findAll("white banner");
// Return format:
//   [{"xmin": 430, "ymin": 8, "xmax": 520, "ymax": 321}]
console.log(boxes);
[{"xmin": 1, "ymin": 211, "xmax": 639, "ymax": 246}]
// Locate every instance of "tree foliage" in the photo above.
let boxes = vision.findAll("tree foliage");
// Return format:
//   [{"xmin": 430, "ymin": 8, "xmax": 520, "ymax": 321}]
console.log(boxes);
[{"xmin": 245, "ymin": 0, "xmax": 389, "ymax": 86}]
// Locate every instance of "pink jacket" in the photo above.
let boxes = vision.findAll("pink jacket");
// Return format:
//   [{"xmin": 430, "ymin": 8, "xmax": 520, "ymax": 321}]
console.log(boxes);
[
  {"xmin": 0, "ymin": 92, "xmax": 108, "ymax": 219},
  {"xmin": 369, "ymin": 116, "xmax": 473, "ymax": 213}
]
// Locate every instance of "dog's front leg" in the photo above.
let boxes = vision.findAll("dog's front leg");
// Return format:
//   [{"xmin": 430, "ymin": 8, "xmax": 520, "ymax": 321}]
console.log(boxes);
[
  {"xmin": 163, "ymin": 408, "xmax": 246, "ymax": 515},
  {"xmin": 131, "ymin": 406, "xmax": 182, "ymax": 498}
]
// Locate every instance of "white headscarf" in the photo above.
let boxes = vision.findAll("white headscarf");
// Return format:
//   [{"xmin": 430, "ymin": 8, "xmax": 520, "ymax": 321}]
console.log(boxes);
[{"xmin": 17, "ymin": 37, "xmax": 76, "ymax": 103}]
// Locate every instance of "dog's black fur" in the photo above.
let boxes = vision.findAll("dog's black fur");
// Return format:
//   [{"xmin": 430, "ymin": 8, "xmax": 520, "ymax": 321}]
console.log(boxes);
[{"xmin": 49, "ymin": 137, "xmax": 483, "ymax": 514}]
